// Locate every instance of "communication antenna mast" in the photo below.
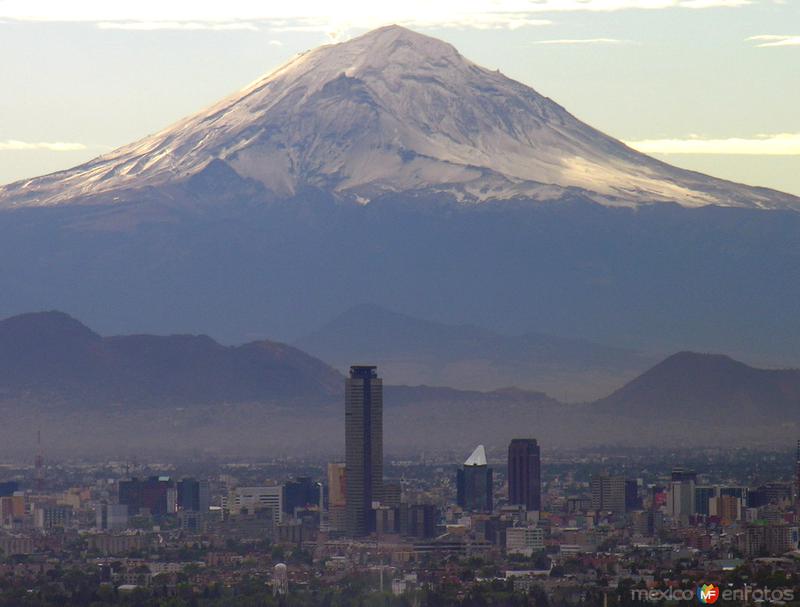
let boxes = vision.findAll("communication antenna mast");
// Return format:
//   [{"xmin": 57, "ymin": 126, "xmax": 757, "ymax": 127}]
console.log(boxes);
[
  {"xmin": 795, "ymin": 439, "xmax": 800, "ymax": 510},
  {"xmin": 35, "ymin": 428, "xmax": 44, "ymax": 492}
]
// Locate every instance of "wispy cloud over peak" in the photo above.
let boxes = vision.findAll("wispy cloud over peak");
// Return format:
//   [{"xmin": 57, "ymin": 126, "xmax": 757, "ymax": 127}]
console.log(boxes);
[
  {"xmin": 533, "ymin": 37, "xmax": 634, "ymax": 44},
  {"xmin": 679, "ymin": 0, "xmax": 749, "ymax": 8},
  {"xmin": 96, "ymin": 21, "xmax": 260, "ymax": 31},
  {"xmin": 0, "ymin": 0, "xmax": 755, "ymax": 34}
]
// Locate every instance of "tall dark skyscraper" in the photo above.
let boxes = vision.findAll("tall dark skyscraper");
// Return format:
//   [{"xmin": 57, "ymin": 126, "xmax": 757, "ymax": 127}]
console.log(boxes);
[
  {"xmin": 508, "ymin": 438, "xmax": 541, "ymax": 511},
  {"xmin": 119, "ymin": 476, "xmax": 174, "ymax": 516},
  {"xmin": 283, "ymin": 476, "xmax": 322, "ymax": 515},
  {"xmin": 177, "ymin": 478, "xmax": 210, "ymax": 513},
  {"xmin": 457, "ymin": 445, "xmax": 493, "ymax": 513},
  {"xmin": 345, "ymin": 365, "xmax": 383, "ymax": 537}
]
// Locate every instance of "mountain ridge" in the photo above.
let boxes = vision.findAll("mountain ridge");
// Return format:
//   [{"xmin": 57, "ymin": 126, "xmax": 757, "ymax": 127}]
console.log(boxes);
[
  {"xmin": 0, "ymin": 310, "xmax": 343, "ymax": 406},
  {"xmin": 0, "ymin": 309, "xmax": 564, "ymax": 409},
  {"xmin": 592, "ymin": 350, "xmax": 800, "ymax": 420},
  {"xmin": 296, "ymin": 303, "xmax": 655, "ymax": 400},
  {"xmin": 3, "ymin": 310, "xmax": 798, "ymax": 422},
  {"xmin": 1, "ymin": 310, "xmax": 799, "ymax": 454}
]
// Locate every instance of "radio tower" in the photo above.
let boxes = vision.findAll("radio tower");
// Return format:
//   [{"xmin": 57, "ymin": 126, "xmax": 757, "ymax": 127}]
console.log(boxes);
[
  {"xmin": 35, "ymin": 429, "xmax": 44, "ymax": 493},
  {"xmin": 795, "ymin": 439, "xmax": 800, "ymax": 512}
]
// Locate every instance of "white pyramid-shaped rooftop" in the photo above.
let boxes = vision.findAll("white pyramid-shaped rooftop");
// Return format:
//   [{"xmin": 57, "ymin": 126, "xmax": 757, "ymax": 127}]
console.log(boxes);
[{"xmin": 464, "ymin": 445, "xmax": 487, "ymax": 466}]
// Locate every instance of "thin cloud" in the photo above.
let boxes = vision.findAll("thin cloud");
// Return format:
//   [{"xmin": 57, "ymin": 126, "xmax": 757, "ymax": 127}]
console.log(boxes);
[
  {"xmin": 0, "ymin": 140, "xmax": 89, "ymax": 152},
  {"xmin": 625, "ymin": 133, "xmax": 800, "ymax": 155},
  {"xmin": 747, "ymin": 34, "xmax": 800, "ymax": 48},
  {"xmin": 679, "ymin": 0, "xmax": 749, "ymax": 7},
  {"xmin": 268, "ymin": 39, "xmax": 283, "ymax": 46},
  {"xmin": 409, "ymin": 15, "xmax": 552, "ymax": 30},
  {"xmin": 0, "ymin": 0, "xmax": 753, "ymax": 33},
  {"xmin": 533, "ymin": 37, "xmax": 633, "ymax": 44},
  {"xmin": 97, "ymin": 21, "xmax": 260, "ymax": 31}
]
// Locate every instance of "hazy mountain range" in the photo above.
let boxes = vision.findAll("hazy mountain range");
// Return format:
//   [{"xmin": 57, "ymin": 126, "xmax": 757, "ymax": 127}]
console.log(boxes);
[
  {"xmin": 0, "ymin": 311, "xmax": 798, "ymax": 456},
  {"xmin": 0, "ymin": 310, "xmax": 341, "ymax": 406},
  {"xmin": 296, "ymin": 303, "xmax": 656, "ymax": 400},
  {"xmin": 0, "ymin": 25, "xmax": 798, "ymax": 400}
]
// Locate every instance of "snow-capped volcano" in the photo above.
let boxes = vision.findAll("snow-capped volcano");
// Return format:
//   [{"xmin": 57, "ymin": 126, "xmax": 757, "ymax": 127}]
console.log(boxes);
[{"xmin": 1, "ymin": 25, "xmax": 797, "ymax": 210}]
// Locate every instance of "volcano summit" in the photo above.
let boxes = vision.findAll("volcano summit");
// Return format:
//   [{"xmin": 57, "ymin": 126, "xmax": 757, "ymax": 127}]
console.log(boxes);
[{"xmin": 1, "ymin": 25, "xmax": 797, "ymax": 210}]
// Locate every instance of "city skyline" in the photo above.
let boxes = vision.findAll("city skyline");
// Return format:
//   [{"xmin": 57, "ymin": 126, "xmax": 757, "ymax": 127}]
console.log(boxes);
[{"xmin": 0, "ymin": 3, "xmax": 797, "ymax": 604}]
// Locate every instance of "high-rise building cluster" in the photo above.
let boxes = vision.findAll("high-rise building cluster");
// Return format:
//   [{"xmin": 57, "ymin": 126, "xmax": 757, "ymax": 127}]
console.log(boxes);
[{"xmin": 337, "ymin": 364, "xmax": 543, "ymax": 546}]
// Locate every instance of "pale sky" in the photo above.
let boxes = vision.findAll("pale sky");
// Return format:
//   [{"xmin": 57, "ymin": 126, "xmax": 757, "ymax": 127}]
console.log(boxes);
[{"xmin": 1, "ymin": 0, "xmax": 799, "ymax": 194}]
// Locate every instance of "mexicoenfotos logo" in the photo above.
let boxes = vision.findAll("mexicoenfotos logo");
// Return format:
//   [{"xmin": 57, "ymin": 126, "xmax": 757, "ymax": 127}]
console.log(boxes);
[
  {"xmin": 697, "ymin": 583, "xmax": 720, "ymax": 604},
  {"xmin": 631, "ymin": 585, "xmax": 794, "ymax": 603}
]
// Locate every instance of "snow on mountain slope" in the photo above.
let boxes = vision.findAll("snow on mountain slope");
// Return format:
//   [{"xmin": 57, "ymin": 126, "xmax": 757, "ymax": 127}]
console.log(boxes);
[{"xmin": 1, "ymin": 25, "xmax": 798, "ymax": 210}]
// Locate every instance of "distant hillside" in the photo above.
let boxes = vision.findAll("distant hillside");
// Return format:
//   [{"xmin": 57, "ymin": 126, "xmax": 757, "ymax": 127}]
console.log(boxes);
[
  {"xmin": 0, "ymin": 311, "xmax": 343, "ymax": 406},
  {"xmin": 385, "ymin": 384, "xmax": 556, "ymax": 407},
  {"xmin": 296, "ymin": 303, "xmax": 655, "ymax": 400},
  {"xmin": 591, "ymin": 351, "xmax": 800, "ymax": 421},
  {"xmin": 1, "ymin": 314, "xmax": 798, "ymax": 456}
]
